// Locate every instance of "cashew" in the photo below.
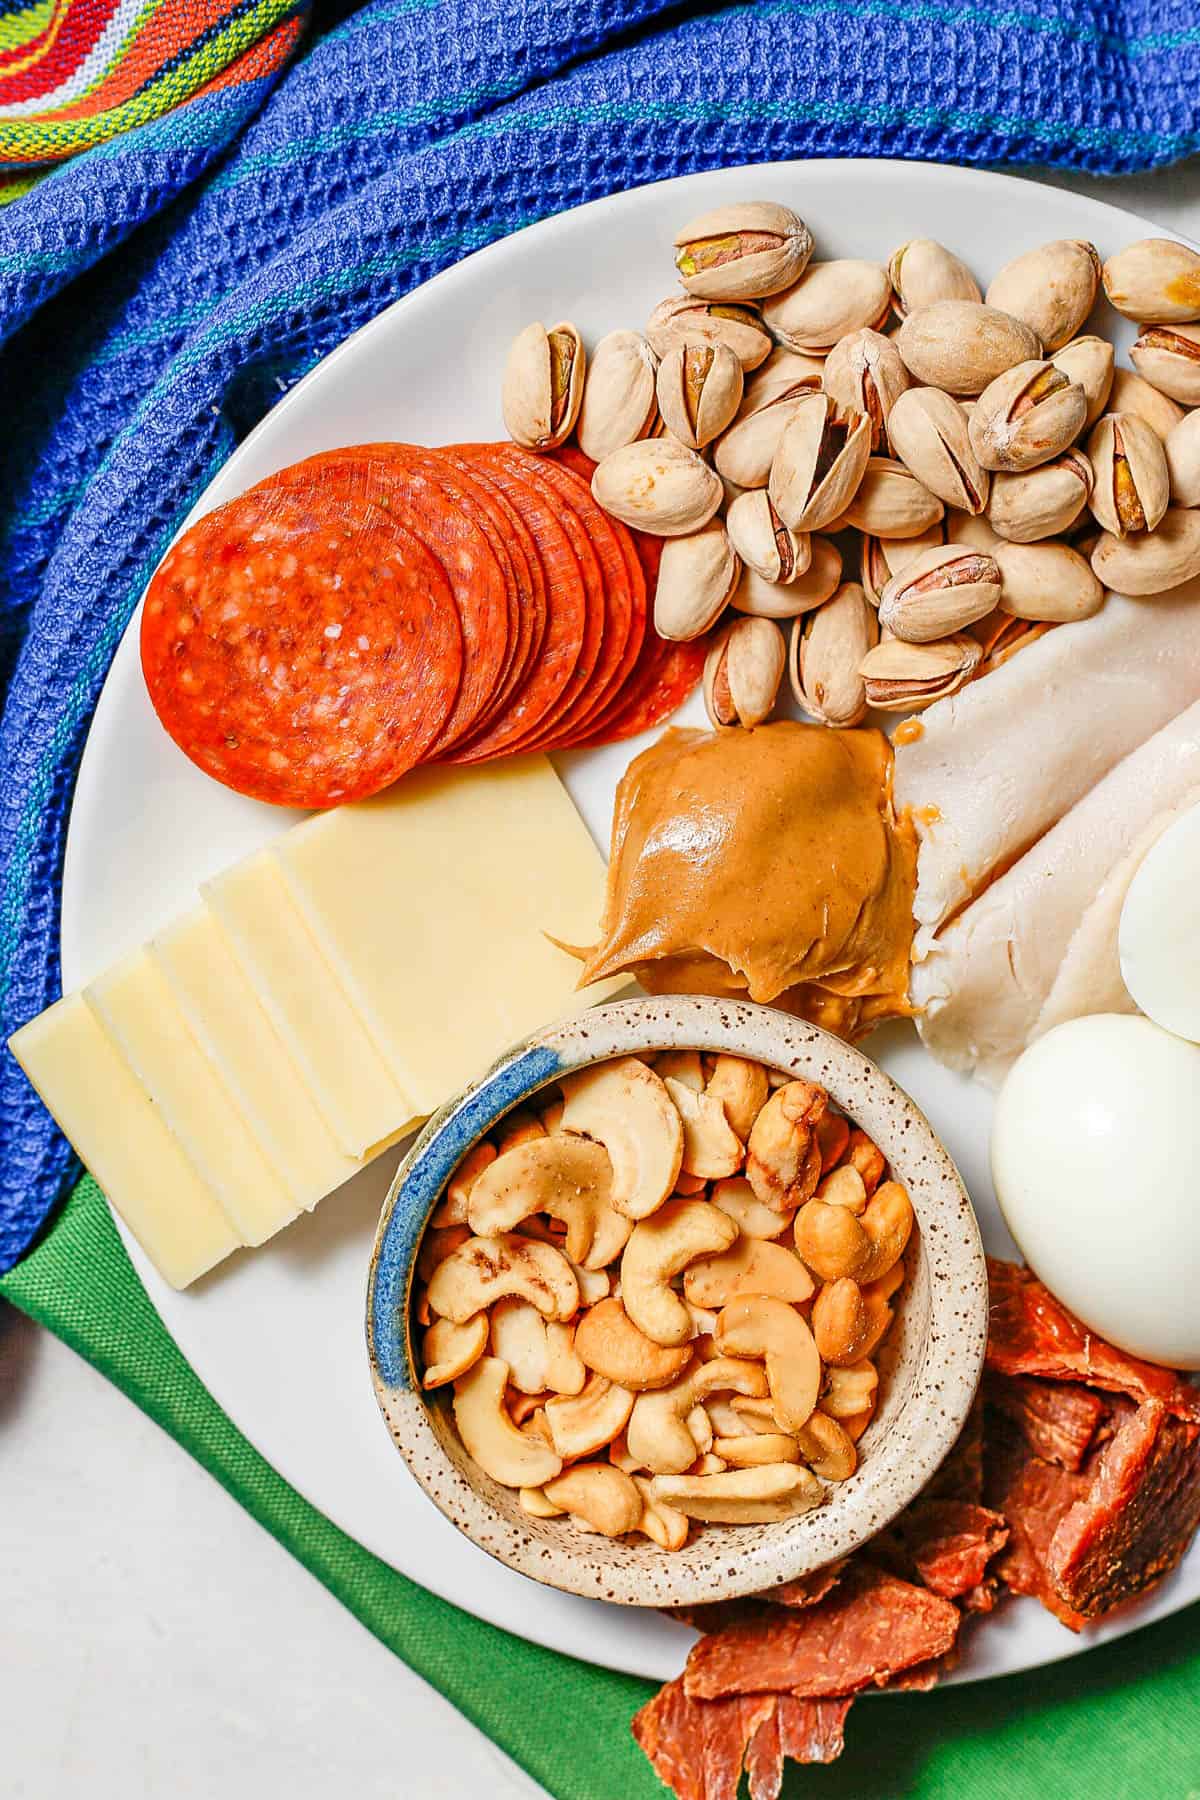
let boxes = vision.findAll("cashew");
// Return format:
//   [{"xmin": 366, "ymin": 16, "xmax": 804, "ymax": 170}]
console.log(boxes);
[
  {"xmin": 609, "ymin": 1431, "xmax": 643, "ymax": 1474},
  {"xmin": 811, "ymin": 1278, "xmax": 872, "ymax": 1367},
  {"xmin": 519, "ymin": 1485, "xmax": 565, "ymax": 1518},
  {"xmin": 496, "ymin": 1108, "xmax": 546, "ymax": 1155},
  {"xmin": 466, "ymin": 1135, "xmax": 630, "ymax": 1269},
  {"xmin": 664, "ymin": 1077, "xmax": 744, "ymax": 1180},
  {"xmin": 690, "ymin": 1453, "xmax": 729, "ymax": 1476},
  {"xmin": 452, "ymin": 1358, "xmax": 563, "ymax": 1487},
  {"xmin": 816, "ymin": 1165, "xmax": 867, "ymax": 1213},
  {"xmin": 416, "ymin": 1223, "xmax": 471, "ymax": 1283},
  {"xmin": 730, "ymin": 1395, "xmax": 784, "ymax": 1434},
  {"xmin": 704, "ymin": 1396, "xmax": 748, "ymax": 1437},
  {"xmin": 704, "ymin": 1055, "xmax": 770, "ymax": 1141},
  {"xmin": 509, "ymin": 1390, "xmax": 548, "ymax": 1426},
  {"xmin": 574, "ymin": 1296, "xmax": 694, "ymax": 1391},
  {"xmin": 626, "ymin": 1357, "xmax": 768, "ymax": 1475},
  {"xmin": 713, "ymin": 1433, "xmax": 801, "ymax": 1467},
  {"xmin": 568, "ymin": 1259, "xmax": 612, "ymax": 1307},
  {"xmin": 711, "ymin": 1175, "xmax": 793, "ymax": 1239},
  {"xmin": 489, "ymin": 1297, "xmax": 586, "ymax": 1395},
  {"xmin": 746, "ymin": 1080, "xmax": 828, "ymax": 1210},
  {"xmin": 684, "ymin": 1300, "xmax": 720, "ymax": 1339},
  {"xmin": 672, "ymin": 1172, "xmax": 708, "ymax": 1196},
  {"xmin": 845, "ymin": 1128, "xmax": 886, "ymax": 1196},
  {"xmin": 560, "ymin": 1056, "xmax": 683, "ymax": 1219},
  {"xmin": 542, "ymin": 1463, "xmax": 643, "ymax": 1537},
  {"xmin": 687, "ymin": 1404, "xmax": 715, "ymax": 1456},
  {"xmin": 633, "ymin": 1475, "xmax": 690, "ymax": 1550},
  {"xmin": 426, "ymin": 1234, "xmax": 579, "ymax": 1323},
  {"xmin": 683, "ymin": 1236, "xmax": 816, "ymax": 1309},
  {"xmin": 842, "ymin": 1405, "xmax": 875, "ymax": 1443},
  {"xmin": 431, "ymin": 1142, "xmax": 497, "ymax": 1226},
  {"xmin": 821, "ymin": 1359, "xmax": 879, "ymax": 1419},
  {"xmin": 655, "ymin": 1049, "xmax": 705, "ymax": 1091},
  {"xmin": 866, "ymin": 1257, "xmax": 907, "ymax": 1305},
  {"xmin": 544, "ymin": 1374, "xmax": 635, "ymax": 1460},
  {"xmin": 857, "ymin": 1289, "xmax": 896, "ymax": 1361},
  {"xmin": 621, "ymin": 1198, "xmax": 738, "ymax": 1345},
  {"xmin": 815, "ymin": 1110, "xmax": 850, "ymax": 1172},
  {"xmin": 422, "ymin": 1314, "xmax": 489, "ymax": 1388},
  {"xmin": 795, "ymin": 1412, "xmax": 857, "ymax": 1482},
  {"xmin": 794, "ymin": 1181, "xmax": 913, "ymax": 1283},
  {"xmin": 649, "ymin": 1464, "xmax": 823, "ymax": 1523},
  {"xmin": 714, "ymin": 1294, "xmax": 822, "ymax": 1433}
]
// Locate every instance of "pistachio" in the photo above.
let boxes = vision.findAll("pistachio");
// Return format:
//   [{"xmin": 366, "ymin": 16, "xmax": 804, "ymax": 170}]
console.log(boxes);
[
  {"xmin": 725, "ymin": 488, "xmax": 811, "ymax": 584},
  {"xmin": 877, "ymin": 545, "xmax": 1001, "ymax": 643},
  {"xmin": 1091, "ymin": 507, "xmax": 1200, "ymax": 595},
  {"xmin": 732, "ymin": 536, "xmax": 842, "ymax": 619},
  {"xmin": 946, "ymin": 511, "xmax": 1003, "ymax": 552},
  {"xmin": 1165, "ymin": 411, "xmax": 1200, "ymax": 508},
  {"xmin": 821, "ymin": 328, "xmax": 910, "ymax": 451},
  {"xmin": 713, "ymin": 362, "xmax": 825, "ymax": 488},
  {"xmin": 501, "ymin": 320, "xmax": 585, "ymax": 451},
  {"xmin": 1102, "ymin": 239, "xmax": 1200, "ymax": 324},
  {"xmin": 654, "ymin": 521, "xmax": 741, "ymax": 640},
  {"xmin": 994, "ymin": 540, "xmax": 1104, "ymax": 622},
  {"xmin": 984, "ymin": 240, "xmax": 1101, "ymax": 352},
  {"xmin": 1051, "ymin": 335, "xmax": 1115, "ymax": 429},
  {"xmin": 858, "ymin": 633, "xmax": 982, "ymax": 711},
  {"xmin": 646, "ymin": 295, "xmax": 772, "ymax": 370},
  {"xmin": 894, "ymin": 300, "xmax": 1041, "ymax": 396},
  {"xmin": 887, "ymin": 240, "xmax": 981, "ymax": 318},
  {"xmin": 836, "ymin": 457, "xmax": 944, "ymax": 538},
  {"xmin": 986, "ymin": 450, "xmax": 1093, "ymax": 542},
  {"xmin": 885, "ymin": 387, "xmax": 988, "ymax": 513},
  {"xmin": 1129, "ymin": 323, "xmax": 1200, "ymax": 407},
  {"xmin": 768, "ymin": 392, "xmax": 871, "ymax": 532},
  {"xmin": 577, "ymin": 330, "xmax": 661, "ymax": 462},
  {"xmin": 704, "ymin": 617, "xmax": 787, "ymax": 728},
  {"xmin": 762, "ymin": 260, "xmax": 892, "ymax": 355},
  {"xmin": 673, "ymin": 202, "xmax": 814, "ymax": 302},
  {"xmin": 968, "ymin": 360, "xmax": 1087, "ymax": 473},
  {"xmin": 791, "ymin": 582, "xmax": 878, "ymax": 728},
  {"xmin": 591, "ymin": 438, "xmax": 723, "ymax": 537},
  {"xmin": 859, "ymin": 524, "xmax": 946, "ymax": 606},
  {"xmin": 1086, "ymin": 413, "xmax": 1169, "ymax": 538},
  {"xmin": 655, "ymin": 343, "xmax": 744, "ymax": 449},
  {"xmin": 1107, "ymin": 367, "xmax": 1185, "ymax": 442}
]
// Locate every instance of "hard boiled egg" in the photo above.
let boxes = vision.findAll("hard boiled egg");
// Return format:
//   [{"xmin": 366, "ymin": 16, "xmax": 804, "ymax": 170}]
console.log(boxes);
[
  {"xmin": 1119, "ymin": 799, "xmax": 1200, "ymax": 1042},
  {"xmin": 991, "ymin": 1013, "xmax": 1200, "ymax": 1369}
]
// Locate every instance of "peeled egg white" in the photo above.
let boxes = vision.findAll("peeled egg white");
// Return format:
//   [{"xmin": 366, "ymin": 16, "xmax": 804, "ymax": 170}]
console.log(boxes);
[
  {"xmin": 1120, "ymin": 800, "xmax": 1200, "ymax": 1042},
  {"xmin": 991, "ymin": 1013, "xmax": 1200, "ymax": 1369}
]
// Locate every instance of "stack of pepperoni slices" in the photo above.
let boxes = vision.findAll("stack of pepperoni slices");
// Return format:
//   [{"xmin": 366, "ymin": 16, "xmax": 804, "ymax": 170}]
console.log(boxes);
[{"xmin": 141, "ymin": 443, "xmax": 705, "ymax": 809}]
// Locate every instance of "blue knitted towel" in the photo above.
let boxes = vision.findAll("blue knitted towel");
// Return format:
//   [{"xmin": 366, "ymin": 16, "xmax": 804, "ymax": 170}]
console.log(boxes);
[{"xmin": 2, "ymin": 0, "xmax": 1200, "ymax": 1272}]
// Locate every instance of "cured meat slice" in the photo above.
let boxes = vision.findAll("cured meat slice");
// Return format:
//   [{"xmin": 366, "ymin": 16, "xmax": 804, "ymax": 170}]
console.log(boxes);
[
  {"xmin": 573, "ymin": 632, "xmax": 709, "ymax": 746},
  {"xmin": 776, "ymin": 1696, "xmax": 852, "ymax": 1766},
  {"xmin": 987, "ymin": 1259, "xmax": 1200, "ymax": 1422},
  {"xmin": 766, "ymin": 1562, "xmax": 847, "ymax": 1609},
  {"xmin": 683, "ymin": 1564, "xmax": 960, "ymax": 1701},
  {"xmin": 877, "ymin": 1500, "xmax": 1009, "ymax": 1601},
  {"xmin": 630, "ymin": 1680, "xmax": 773, "ymax": 1800},
  {"xmin": 984, "ymin": 1373, "xmax": 1108, "ymax": 1471},
  {"xmin": 982, "ymin": 1415, "xmax": 1091, "ymax": 1629},
  {"xmin": 703, "ymin": 1696, "xmax": 776, "ymax": 1800},
  {"xmin": 141, "ymin": 482, "xmax": 462, "ymax": 808},
  {"xmin": 743, "ymin": 1702, "xmax": 783, "ymax": 1800}
]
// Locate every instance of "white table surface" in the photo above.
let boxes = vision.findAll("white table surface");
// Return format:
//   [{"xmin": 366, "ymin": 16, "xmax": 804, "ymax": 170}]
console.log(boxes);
[{"xmin": 5, "ymin": 156, "xmax": 1200, "ymax": 1800}]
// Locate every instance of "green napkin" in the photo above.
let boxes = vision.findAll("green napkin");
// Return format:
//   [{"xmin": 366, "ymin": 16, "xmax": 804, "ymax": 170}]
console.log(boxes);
[{"xmin": 5, "ymin": 1174, "xmax": 1200, "ymax": 1799}]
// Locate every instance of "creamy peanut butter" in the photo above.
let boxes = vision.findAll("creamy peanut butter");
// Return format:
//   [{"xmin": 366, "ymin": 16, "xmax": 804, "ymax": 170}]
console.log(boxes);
[{"xmin": 577, "ymin": 722, "xmax": 916, "ymax": 1039}]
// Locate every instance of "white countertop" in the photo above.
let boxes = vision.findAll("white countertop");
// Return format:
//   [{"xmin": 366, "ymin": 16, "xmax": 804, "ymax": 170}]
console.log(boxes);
[{"xmin": 5, "ymin": 157, "xmax": 1200, "ymax": 1800}]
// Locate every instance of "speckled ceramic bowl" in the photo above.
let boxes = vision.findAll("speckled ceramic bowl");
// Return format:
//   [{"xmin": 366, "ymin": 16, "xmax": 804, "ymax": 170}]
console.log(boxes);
[{"xmin": 366, "ymin": 996, "xmax": 986, "ymax": 1608}]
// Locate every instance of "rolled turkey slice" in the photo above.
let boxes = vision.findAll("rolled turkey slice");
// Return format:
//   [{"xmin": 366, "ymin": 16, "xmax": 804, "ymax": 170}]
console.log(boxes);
[
  {"xmin": 912, "ymin": 702, "xmax": 1200, "ymax": 1083},
  {"xmin": 895, "ymin": 586, "xmax": 1200, "ymax": 952}
]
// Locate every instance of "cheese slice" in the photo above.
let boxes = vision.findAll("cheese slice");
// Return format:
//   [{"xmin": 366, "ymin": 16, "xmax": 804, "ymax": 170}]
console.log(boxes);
[
  {"xmin": 152, "ymin": 908, "xmax": 363, "ymax": 1210},
  {"xmin": 87, "ymin": 949, "xmax": 300, "ymax": 1247},
  {"xmin": 9, "ymin": 993, "xmax": 241, "ymax": 1287}
]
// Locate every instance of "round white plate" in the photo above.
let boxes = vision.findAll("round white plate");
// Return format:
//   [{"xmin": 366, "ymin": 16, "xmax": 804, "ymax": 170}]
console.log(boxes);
[{"xmin": 62, "ymin": 158, "xmax": 1199, "ymax": 1684}]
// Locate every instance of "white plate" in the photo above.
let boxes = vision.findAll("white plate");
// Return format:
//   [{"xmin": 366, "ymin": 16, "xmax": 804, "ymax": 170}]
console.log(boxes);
[{"xmin": 62, "ymin": 159, "xmax": 1200, "ymax": 1685}]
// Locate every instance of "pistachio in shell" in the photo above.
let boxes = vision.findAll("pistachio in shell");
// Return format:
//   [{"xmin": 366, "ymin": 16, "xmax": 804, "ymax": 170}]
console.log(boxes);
[
  {"xmin": 858, "ymin": 633, "xmax": 982, "ymax": 711},
  {"xmin": 731, "ymin": 536, "xmax": 842, "ymax": 619},
  {"xmin": 768, "ymin": 392, "xmax": 872, "ymax": 532},
  {"xmin": 967, "ymin": 360, "xmax": 1087, "ymax": 473},
  {"xmin": 835, "ymin": 457, "xmax": 945, "ymax": 539},
  {"xmin": 986, "ymin": 450, "xmax": 1093, "ymax": 543},
  {"xmin": 1107, "ymin": 367, "xmax": 1185, "ymax": 441},
  {"xmin": 877, "ymin": 544, "xmax": 1002, "ymax": 643},
  {"xmin": 1091, "ymin": 506, "xmax": 1200, "ymax": 595},
  {"xmin": 821, "ymin": 328, "xmax": 911, "ymax": 451},
  {"xmin": 1165, "ymin": 410, "xmax": 1200, "ymax": 508},
  {"xmin": 501, "ymin": 320, "xmax": 585, "ymax": 451},
  {"xmin": 577, "ymin": 329, "xmax": 661, "ymax": 462},
  {"xmin": 1102, "ymin": 238, "xmax": 1200, "ymax": 324},
  {"xmin": 994, "ymin": 540, "xmax": 1104, "ymax": 622},
  {"xmin": 725, "ymin": 487, "xmax": 811, "ymax": 584},
  {"xmin": 893, "ymin": 300, "xmax": 1041, "ymax": 397},
  {"xmin": 655, "ymin": 342, "xmax": 744, "ymax": 449},
  {"xmin": 859, "ymin": 524, "xmax": 947, "ymax": 606},
  {"xmin": 885, "ymin": 386, "xmax": 988, "ymax": 514},
  {"xmin": 591, "ymin": 437, "xmax": 722, "ymax": 537},
  {"xmin": 985, "ymin": 240, "xmax": 1101, "ymax": 353},
  {"xmin": 713, "ymin": 359, "xmax": 825, "ymax": 489},
  {"xmin": 791, "ymin": 581, "xmax": 877, "ymax": 728},
  {"xmin": 704, "ymin": 616, "xmax": 787, "ymax": 728},
  {"xmin": 673, "ymin": 202, "xmax": 814, "ymax": 302},
  {"xmin": 1050, "ymin": 334, "xmax": 1115, "ymax": 430},
  {"xmin": 887, "ymin": 239, "xmax": 981, "ymax": 319},
  {"xmin": 645, "ymin": 294, "xmax": 772, "ymax": 370},
  {"xmin": 654, "ymin": 521, "xmax": 741, "ymax": 640},
  {"xmin": 1129, "ymin": 323, "xmax": 1200, "ymax": 407},
  {"xmin": 761, "ymin": 260, "xmax": 892, "ymax": 355},
  {"xmin": 1086, "ymin": 413, "xmax": 1170, "ymax": 538}
]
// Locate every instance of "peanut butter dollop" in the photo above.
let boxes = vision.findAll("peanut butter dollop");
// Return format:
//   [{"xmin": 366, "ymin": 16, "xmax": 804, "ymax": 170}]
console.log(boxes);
[{"xmin": 577, "ymin": 722, "xmax": 916, "ymax": 1040}]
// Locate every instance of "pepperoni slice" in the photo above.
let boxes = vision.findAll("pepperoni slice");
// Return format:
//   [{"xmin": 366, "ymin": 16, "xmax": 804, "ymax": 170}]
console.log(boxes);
[
  {"xmin": 573, "ymin": 631, "xmax": 708, "ymax": 746},
  {"xmin": 141, "ymin": 481, "xmax": 462, "ymax": 807}
]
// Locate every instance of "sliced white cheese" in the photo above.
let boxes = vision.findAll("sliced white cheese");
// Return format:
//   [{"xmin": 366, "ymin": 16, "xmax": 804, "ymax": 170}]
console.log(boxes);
[{"xmin": 1119, "ymin": 799, "xmax": 1200, "ymax": 1042}]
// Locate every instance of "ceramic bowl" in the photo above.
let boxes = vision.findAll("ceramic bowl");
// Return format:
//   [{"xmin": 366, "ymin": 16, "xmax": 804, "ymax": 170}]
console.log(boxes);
[{"xmin": 366, "ymin": 995, "xmax": 987, "ymax": 1608}]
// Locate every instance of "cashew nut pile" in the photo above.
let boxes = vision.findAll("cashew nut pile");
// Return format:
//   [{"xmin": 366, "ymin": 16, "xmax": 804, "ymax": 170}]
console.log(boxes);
[{"xmin": 414, "ymin": 1050, "xmax": 914, "ymax": 1548}]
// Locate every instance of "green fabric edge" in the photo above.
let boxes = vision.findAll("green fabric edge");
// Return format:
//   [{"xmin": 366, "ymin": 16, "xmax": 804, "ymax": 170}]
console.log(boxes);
[{"xmin": 4, "ymin": 1173, "xmax": 1199, "ymax": 1799}]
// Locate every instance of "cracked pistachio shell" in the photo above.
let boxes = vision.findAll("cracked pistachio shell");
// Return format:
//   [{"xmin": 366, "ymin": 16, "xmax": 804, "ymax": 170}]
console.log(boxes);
[
  {"xmin": 1165, "ymin": 411, "xmax": 1200, "ymax": 508},
  {"xmin": 761, "ymin": 260, "xmax": 891, "ymax": 355},
  {"xmin": 713, "ymin": 358, "xmax": 824, "ymax": 488},
  {"xmin": 501, "ymin": 320, "xmax": 585, "ymax": 451},
  {"xmin": 645, "ymin": 295, "xmax": 772, "ymax": 370},
  {"xmin": 986, "ymin": 450, "xmax": 1093, "ymax": 542},
  {"xmin": 704, "ymin": 616, "xmax": 787, "ymax": 728},
  {"xmin": 792, "ymin": 581, "xmax": 877, "ymax": 728},
  {"xmin": 1106, "ymin": 368, "xmax": 1185, "ymax": 441},
  {"xmin": 968, "ymin": 360, "xmax": 1088, "ymax": 473},
  {"xmin": 887, "ymin": 239, "xmax": 981, "ymax": 319},
  {"xmin": 1129, "ymin": 323, "xmax": 1200, "ymax": 407},
  {"xmin": 1102, "ymin": 239, "xmax": 1200, "ymax": 324},
  {"xmin": 577, "ymin": 330, "xmax": 661, "ymax": 462},
  {"xmin": 655, "ymin": 342, "xmax": 744, "ymax": 449},
  {"xmin": 768, "ymin": 392, "xmax": 871, "ymax": 532},
  {"xmin": 894, "ymin": 300, "xmax": 1041, "ymax": 397},
  {"xmin": 1051, "ymin": 334, "xmax": 1115, "ymax": 429},
  {"xmin": 674, "ymin": 202, "xmax": 814, "ymax": 302},
  {"xmin": 859, "ymin": 633, "xmax": 982, "ymax": 711},
  {"xmin": 653, "ymin": 520, "xmax": 741, "ymax": 640},
  {"xmin": 836, "ymin": 457, "xmax": 945, "ymax": 539},
  {"xmin": 878, "ymin": 545, "xmax": 1001, "ymax": 642},
  {"xmin": 731, "ymin": 535, "xmax": 842, "ymax": 619},
  {"xmin": 591, "ymin": 437, "xmax": 722, "ymax": 537},
  {"xmin": 1086, "ymin": 413, "xmax": 1170, "ymax": 538},
  {"xmin": 994, "ymin": 540, "xmax": 1104, "ymax": 621},
  {"xmin": 985, "ymin": 240, "xmax": 1102, "ymax": 353},
  {"xmin": 886, "ymin": 386, "xmax": 988, "ymax": 514},
  {"xmin": 821, "ymin": 328, "xmax": 911, "ymax": 451},
  {"xmin": 725, "ymin": 487, "xmax": 811, "ymax": 584},
  {"xmin": 1091, "ymin": 507, "xmax": 1200, "ymax": 595},
  {"xmin": 859, "ymin": 524, "xmax": 946, "ymax": 606}
]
